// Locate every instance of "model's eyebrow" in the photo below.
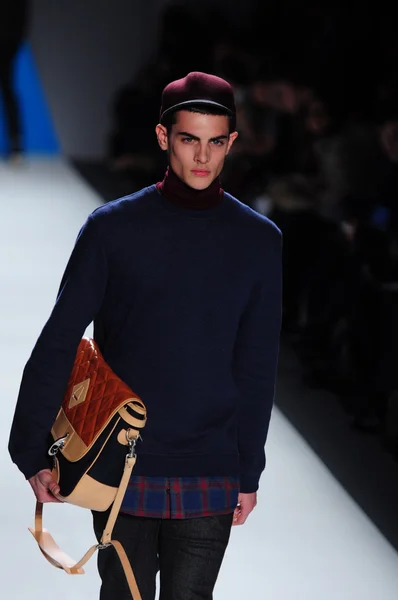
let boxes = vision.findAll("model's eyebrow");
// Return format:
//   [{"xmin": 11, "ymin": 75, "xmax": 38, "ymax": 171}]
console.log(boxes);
[{"xmin": 176, "ymin": 131, "xmax": 229, "ymax": 142}]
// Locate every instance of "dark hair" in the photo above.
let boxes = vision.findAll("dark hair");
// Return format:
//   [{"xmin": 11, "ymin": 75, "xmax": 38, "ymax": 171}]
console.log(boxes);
[{"xmin": 161, "ymin": 104, "xmax": 236, "ymax": 134}]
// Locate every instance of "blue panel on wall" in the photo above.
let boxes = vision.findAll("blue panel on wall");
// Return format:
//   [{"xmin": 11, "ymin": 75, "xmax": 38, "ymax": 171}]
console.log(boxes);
[{"xmin": 0, "ymin": 42, "xmax": 60, "ymax": 155}]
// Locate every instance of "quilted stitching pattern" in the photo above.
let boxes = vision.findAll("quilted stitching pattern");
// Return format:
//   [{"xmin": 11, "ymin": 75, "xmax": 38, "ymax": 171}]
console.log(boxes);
[{"xmin": 62, "ymin": 338, "xmax": 145, "ymax": 446}]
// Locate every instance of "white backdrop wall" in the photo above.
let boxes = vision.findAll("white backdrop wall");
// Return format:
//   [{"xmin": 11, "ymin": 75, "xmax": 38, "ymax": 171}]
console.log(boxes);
[{"xmin": 29, "ymin": 0, "xmax": 161, "ymax": 159}]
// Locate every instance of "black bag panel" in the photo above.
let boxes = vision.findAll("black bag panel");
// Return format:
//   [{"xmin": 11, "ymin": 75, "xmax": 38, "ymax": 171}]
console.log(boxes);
[
  {"xmin": 56, "ymin": 416, "xmax": 126, "ymax": 497},
  {"xmin": 88, "ymin": 427, "xmax": 131, "ymax": 487}
]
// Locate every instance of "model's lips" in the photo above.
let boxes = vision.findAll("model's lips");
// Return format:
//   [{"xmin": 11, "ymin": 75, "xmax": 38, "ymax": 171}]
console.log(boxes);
[{"xmin": 191, "ymin": 170, "xmax": 211, "ymax": 177}]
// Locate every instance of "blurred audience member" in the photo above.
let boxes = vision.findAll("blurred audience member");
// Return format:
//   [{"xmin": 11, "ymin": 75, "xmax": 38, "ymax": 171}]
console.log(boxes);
[
  {"xmin": 108, "ymin": 63, "xmax": 167, "ymax": 191},
  {"xmin": 0, "ymin": 0, "xmax": 29, "ymax": 160},
  {"xmin": 267, "ymin": 174, "xmax": 325, "ymax": 333}
]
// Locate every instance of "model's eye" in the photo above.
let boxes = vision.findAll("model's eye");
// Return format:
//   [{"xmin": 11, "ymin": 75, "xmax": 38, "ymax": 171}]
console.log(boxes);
[
  {"xmin": 211, "ymin": 139, "xmax": 224, "ymax": 146},
  {"xmin": 182, "ymin": 137, "xmax": 194, "ymax": 143}
]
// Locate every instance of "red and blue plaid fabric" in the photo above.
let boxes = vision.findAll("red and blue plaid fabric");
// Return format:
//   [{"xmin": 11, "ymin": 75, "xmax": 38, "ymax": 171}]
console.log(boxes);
[{"xmin": 120, "ymin": 476, "xmax": 240, "ymax": 519}]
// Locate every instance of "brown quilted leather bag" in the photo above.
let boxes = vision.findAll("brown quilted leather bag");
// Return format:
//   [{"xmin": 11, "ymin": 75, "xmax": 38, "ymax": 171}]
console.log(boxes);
[{"xmin": 29, "ymin": 337, "xmax": 147, "ymax": 599}]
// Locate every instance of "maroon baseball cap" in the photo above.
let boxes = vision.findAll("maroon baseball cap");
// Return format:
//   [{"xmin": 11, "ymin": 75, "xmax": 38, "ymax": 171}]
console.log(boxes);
[{"xmin": 160, "ymin": 71, "xmax": 236, "ymax": 129}]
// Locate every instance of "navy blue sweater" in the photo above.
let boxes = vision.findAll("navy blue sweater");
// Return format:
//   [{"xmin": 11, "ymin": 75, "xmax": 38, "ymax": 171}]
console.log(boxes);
[{"xmin": 9, "ymin": 185, "xmax": 282, "ymax": 493}]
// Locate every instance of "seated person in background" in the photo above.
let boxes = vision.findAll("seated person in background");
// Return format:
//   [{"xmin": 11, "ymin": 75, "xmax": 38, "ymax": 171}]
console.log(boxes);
[{"xmin": 108, "ymin": 63, "xmax": 169, "ymax": 189}]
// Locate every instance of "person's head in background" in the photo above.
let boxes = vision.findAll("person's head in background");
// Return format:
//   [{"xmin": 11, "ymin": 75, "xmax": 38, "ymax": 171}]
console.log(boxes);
[
  {"xmin": 155, "ymin": 72, "xmax": 239, "ymax": 190},
  {"xmin": 296, "ymin": 80, "xmax": 344, "ymax": 139},
  {"xmin": 302, "ymin": 95, "xmax": 331, "ymax": 137},
  {"xmin": 378, "ymin": 113, "xmax": 398, "ymax": 163},
  {"xmin": 250, "ymin": 61, "xmax": 298, "ymax": 115},
  {"xmin": 373, "ymin": 84, "xmax": 398, "ymax": 162}
]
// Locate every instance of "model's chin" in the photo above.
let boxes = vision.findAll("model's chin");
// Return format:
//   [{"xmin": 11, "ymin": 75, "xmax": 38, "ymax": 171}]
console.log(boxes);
[{"xmin": 189, "ymin": 181, "xmax": 212, "ymax": 191}]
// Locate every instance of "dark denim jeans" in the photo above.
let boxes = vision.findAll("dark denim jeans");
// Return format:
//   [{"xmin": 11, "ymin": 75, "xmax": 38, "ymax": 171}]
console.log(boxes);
[{"xmin": 93, "ymin": 510, "xmax": 233, "ymax": 600}]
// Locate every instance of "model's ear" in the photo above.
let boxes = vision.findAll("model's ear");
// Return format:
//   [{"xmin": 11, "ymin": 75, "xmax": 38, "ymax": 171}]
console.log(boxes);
[
  {"xmin": 226, "ymin": 131, "xmax": 239, "ymax": 154},
  {"xmin": 156, "ymin": 124, "xmax": 168, "ymax": 151}
]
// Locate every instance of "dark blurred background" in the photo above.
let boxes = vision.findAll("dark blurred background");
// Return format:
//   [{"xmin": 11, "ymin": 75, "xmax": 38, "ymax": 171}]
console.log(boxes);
[
  {"xmin": 4, "ymin": 0, "xmax": 398, "ymax": 549},
  {"xmin": 70, "ymin": 0, "xmax": 398, "ymax": 441}
]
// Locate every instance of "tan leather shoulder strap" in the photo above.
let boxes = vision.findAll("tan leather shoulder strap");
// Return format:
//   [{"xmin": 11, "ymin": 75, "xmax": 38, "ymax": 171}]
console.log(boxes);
[
  {"xmin": 101, "ymin": 455, "xmax": 136, "ymax": 544},
  {"xmin": 29, "ymin": 455, "xmax": 141, "ymax": 599},
  {"xmin": 109, "ymin": 540, "xmax": 141, "ymax": 599}
]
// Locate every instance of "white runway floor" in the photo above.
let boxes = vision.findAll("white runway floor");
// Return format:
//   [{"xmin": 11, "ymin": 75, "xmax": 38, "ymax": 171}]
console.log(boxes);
[{"xmin": 2, "ymin": 158, "xmax": 398, "ymax": 599}]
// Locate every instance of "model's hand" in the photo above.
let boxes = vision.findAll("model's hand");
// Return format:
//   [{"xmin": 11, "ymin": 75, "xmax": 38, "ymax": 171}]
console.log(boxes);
[
  {"xmin": 28, "ymin": 469, "xmax": 62, "ymax": 503},
  {"xmin": 233, "ymin": 492, "xmax": 257, "ymax": 525}
]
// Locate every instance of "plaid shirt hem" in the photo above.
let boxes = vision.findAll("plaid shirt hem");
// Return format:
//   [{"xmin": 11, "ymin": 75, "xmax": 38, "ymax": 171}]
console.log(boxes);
[{"xmin": 120, "ymin": 475, "xmax": 240, "ymax": 519}]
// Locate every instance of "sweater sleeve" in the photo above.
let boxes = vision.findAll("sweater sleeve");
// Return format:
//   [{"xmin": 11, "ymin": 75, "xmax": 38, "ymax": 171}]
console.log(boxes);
[
  {"xmin": 233, "ymin": 227, "xmax": 282, "ymax": 493},
  {"xmin": 8, "ymin": 214, "xmax": 108, "ymax": 479}
]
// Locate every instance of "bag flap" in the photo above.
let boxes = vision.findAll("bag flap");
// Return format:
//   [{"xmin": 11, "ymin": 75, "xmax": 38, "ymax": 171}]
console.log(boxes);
[
  {"xmin": 58, "ymin": 338, "xmax": 146, "ymax": 455},
  {"xmin": 51, "ymin": 401, "xmax": 145, "ymax": 462}
]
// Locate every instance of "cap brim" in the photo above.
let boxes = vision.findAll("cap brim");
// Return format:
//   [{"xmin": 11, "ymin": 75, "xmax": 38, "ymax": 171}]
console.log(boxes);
[{"xmin": 160, "ymin": 99, "xmax": 233, "ymax": 121}]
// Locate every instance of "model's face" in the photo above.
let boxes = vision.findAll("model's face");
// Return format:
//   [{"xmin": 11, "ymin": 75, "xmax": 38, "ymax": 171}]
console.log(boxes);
[{"xmin": 156, "ymin": 110, "xmax": 238, "ymax": 190}]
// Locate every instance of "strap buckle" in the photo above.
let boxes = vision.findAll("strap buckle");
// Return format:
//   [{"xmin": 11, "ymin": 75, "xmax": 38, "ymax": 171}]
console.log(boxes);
[
  {"xmin": 48, "ymin": 434, "xmax": 69, "ymax": 456},
  {"xmin": 97, "ymin": 542, "xmax": 111, "ymax": 550},
  {"xmin": 126, "ymin": 429, "xmax": 140, "ymax": 458}
]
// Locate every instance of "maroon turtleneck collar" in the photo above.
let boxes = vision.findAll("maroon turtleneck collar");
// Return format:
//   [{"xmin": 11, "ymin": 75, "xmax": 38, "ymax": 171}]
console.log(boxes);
[{"xmin": 156, "ymin": 167, "xmax": 223, "ymax": 210}]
